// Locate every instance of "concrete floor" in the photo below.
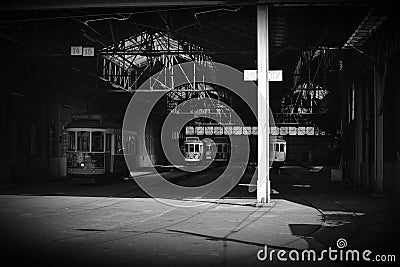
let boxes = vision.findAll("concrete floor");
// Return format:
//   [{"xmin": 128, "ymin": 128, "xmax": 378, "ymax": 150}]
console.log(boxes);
[{"xmin": 0, "ymin": 165, "xmax": 398, "ymax": 267}]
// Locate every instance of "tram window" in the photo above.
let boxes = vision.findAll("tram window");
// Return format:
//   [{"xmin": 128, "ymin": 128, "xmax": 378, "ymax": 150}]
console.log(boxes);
[
  {"xmin": 223, "ymin": 145, "xmax": 228, "ymax": 153},
  {"xmin": 217, "ymin": 144, "xmax": 222, "ymax": 152},
  {"xmin": 206, "ymin": 145, "xmax": 211, "ymax": 152},
  {"xmin": 269, "ymin": 144, "xmax": 273, "ymax": 152},
  {"xmin": 275, "ymin": 144, "xmax": 279, "ymax": 152},
  {"xmin": 77, "ymin": 131, "xmax": 90, "ymax": 151},
  {"xmin": 115, "ymin": 134, "xmax": 123, "ymax": 154},
  {"xmin": 106, "ymin": 134, "xmax": 111, "ymax": 152},
  {"xmin": 280, "ymin": 144, "xmax": 285, "ymax": 152},
  {"xmin": 194, "ymin": 144, "xmax": 199, "ymax": 152},
  {"xmin": 67, "ymin": 131, "xmax": 76, "ymax": 151},
  {"xmin": 189, "ymin": 144, "xmax": 194, "ymax": 152},
  {"xmin": 92, "ymin": 131, "xmax": 104, "ymax": 152}
]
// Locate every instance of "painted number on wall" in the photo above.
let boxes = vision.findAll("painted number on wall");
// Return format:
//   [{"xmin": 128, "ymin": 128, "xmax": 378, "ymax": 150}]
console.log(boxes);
[
  {"xmin": 71, "ymin": 46, "xmax": 95, "ymax": 57},
  {"xmin": 71, "ymin": 46, "xmax": 82, "ymax": 56},
  {"xmin": 83, "ymin": 47, "xmax": 95, "ymax": 57}
]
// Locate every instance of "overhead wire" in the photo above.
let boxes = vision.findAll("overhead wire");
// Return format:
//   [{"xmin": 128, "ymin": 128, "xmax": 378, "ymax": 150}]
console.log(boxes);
[
  {"xmin": 193, "ymin": 4, "xmax": 243, "ymax": 20},
  {"xmin": 1, "ymin": 4, "xmax": 242, "ymax": 24}
]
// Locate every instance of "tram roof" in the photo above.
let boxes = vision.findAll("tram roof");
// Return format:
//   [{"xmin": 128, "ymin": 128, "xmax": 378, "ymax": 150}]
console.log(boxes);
[{"xmin": 65, "ymin": 120, "xmax": 121, "ymax": 129}]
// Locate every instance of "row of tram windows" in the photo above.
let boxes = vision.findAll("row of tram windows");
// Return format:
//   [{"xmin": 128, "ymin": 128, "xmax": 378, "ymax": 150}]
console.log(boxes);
[
  {"xmin": 68, "ymin": 131, "xmax": 104, "ymax": 152},
  {"xmin": 67, "ymin": 131, "xmax": 125, "ymax": 153},
  {"xmin": 184, "ymin": 143, "xmax": 230, "ymax": 153},
  {"xmin": 185, "ymin": 143, "xmax": 202, "ymax": 153},
  {"xmin": 217, "ymin": 144, "xmax": 229, "ymax": 153},
  {"xmin": 271, "ymin": 143, "xmax": 285, "ymax": 152}
]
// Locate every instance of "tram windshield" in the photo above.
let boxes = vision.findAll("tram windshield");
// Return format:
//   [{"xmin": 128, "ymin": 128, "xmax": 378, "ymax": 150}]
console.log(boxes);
[
  {"xmin": 115, "ymin": 133, "xmax": 123, "ymax": 154},
  {"xmin": 223, "ymin": 145, "xmax": 228, "ymax": 153},
  {"xmin": 217, "ymin": 144, "xmax": 222, "ymax": 153},
  {"xmin": 67, "ymin": 131, "xmax": 75, "ymax": 151},
  {"xmin": 92, "ymin": 131, "xmax": 104, "ymax": 152},
  {"xmin": 77, "ymin": 131, "xmax": 90, "ymax": 151}
]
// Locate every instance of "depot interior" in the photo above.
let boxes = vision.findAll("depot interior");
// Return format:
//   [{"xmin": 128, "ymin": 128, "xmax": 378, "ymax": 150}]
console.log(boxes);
[{"xmin": 0, "ymin": 0, "xmax": 399, "ymax": 196}]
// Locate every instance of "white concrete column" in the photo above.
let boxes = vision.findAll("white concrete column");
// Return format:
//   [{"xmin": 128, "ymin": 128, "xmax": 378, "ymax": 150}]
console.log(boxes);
[{"xmin": 257, "ymin": 4, "xmax": 270, "ymax": 204}]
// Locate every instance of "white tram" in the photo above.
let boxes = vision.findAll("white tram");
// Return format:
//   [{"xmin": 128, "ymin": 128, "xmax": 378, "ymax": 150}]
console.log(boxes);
[
  {"xmin": 182, "ymin": 136, "xmax": 230, "ymax": 164},
  {"xmin": 213, "ymin": 136, "xmax": 231, "ymax": 162},
  {"xmin": 182, "ymin": 137, "xmax": 204, "ymax": 163},
  {"xmin": 270, "ymin": 136, "xmax": 286, "ymax": 167},
  {"xmin": 65, "ymin": 114, "xmax": 130, "ymax": 183},
  {"xmin": 182, "ymin": 135, "xmax": 286, "ymax": 167}
]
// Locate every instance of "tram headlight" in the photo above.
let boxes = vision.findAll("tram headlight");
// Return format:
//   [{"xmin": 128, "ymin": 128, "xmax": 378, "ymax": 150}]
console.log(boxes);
[{"xmin": 80, "ymin": 162, "xmax": 85, "ymax": 168}]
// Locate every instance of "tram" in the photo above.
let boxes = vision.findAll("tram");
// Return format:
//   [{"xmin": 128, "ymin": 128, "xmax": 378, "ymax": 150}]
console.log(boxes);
[
  {"xmin": 182, "ymin": 136, "xmax": 230, "ymax": 164},
  {"xmin": 182, "ymin": 137, "xmax": 205, "ymax": 163},
  {"xmin": 270, "ymin": 136, "xmax": 286, "ymax": 168},
  {"xmin": 65, "ymin": 114, "xmax": 130, "ymax": 184},
  {"xmin": 182, "ymin": 135, "xmax": 286, "ymax": 167},
  {"xmin": 213, "ymin": 136, "xmax": 231, "ymax": 162}
]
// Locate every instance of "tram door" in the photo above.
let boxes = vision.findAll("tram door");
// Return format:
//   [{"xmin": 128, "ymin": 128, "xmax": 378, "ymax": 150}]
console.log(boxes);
[{"xmin": 105, "ymin": 134, "xmax": 112, "ymax": 173}]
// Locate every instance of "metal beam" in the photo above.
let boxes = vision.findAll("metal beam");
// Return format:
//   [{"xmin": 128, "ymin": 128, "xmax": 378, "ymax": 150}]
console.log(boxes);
[
  {"xmin": 257, "ymin": 4, "xmax": 270, "ymax": 205},
  {"xmin": 0, "ymin": 1, "xmax": 383, "ymax": 11},
  {"xmin": 99, "ymin": 50, "xmax": 255, "ymax": 55}
]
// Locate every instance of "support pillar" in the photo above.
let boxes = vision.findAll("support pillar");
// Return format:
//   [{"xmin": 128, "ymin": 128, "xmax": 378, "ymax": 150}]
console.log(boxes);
[
  {"xmin": 373, "ymin": 64, "xmax": 385, "ymax": 196},
  {"xmin": 355, "ymin": 84, "xmax": 363, "ymax": 187},
  {"xmin": 257, "ymin": 5, "xmax": 270, "ymax": 204}
]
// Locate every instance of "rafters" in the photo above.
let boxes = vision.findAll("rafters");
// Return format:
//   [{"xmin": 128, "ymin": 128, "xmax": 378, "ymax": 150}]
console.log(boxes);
[{"xmin": 100, "ymin": 31, "xmax": 213, "ymax": 91}]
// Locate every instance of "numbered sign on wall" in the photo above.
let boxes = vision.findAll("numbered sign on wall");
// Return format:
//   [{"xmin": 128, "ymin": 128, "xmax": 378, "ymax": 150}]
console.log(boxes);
[
  {"xmin": 83, "ymin": 47, "xmax": 95, "ymax": 57},
  {"xmin": 268, "ymin": 70, "xmax": 283, "ymax": 81},
  {"xmin": 71, "ymin": 46, "xmax": 83, "ymax": 56},
  {"xmin": 243, "ymin": 69, "xmax": 283, "ymax": 82},
  {"xmin": 71, "ymin": 46, "xmax": 95, "ymax": 57}
]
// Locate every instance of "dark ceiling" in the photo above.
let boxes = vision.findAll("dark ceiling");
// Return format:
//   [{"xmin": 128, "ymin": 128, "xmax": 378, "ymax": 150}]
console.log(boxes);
[
  {"xmin": 0, "ymin": 1, "xmax": 395, "ymax": 111},
  {"xmin": 0, "ymin": 3, "xmax": 376, "ymax": 61}
]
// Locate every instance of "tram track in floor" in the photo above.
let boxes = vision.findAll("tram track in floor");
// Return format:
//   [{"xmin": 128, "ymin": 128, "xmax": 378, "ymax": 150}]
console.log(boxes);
[
  {"xmin": 0, "ymin": 168, "xmax": 191, "ymax": 217},
  {"xmin": 2, "ymin": 166, "xmax": 260, "ymax": 252},
  {"xmin": 51, "ymin": 200, "xmax": 222, "ymax": 245},
  {"xmin": 49, "ymin": 167, "xmax": 227, "ymax": 244},
  {"xmin": 0, "ymin": 167, "xmax": 220, "ymax": 222}
]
